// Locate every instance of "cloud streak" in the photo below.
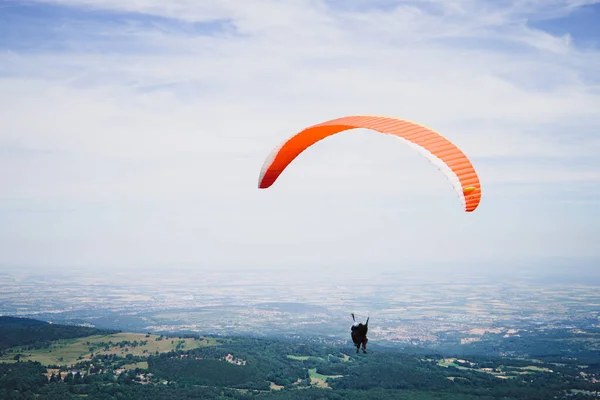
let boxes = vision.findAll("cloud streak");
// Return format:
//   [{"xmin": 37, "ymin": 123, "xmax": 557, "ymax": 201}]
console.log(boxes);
[{"xmin": 1, "ymin": 0, "xmax": 599, "ymax": 271}]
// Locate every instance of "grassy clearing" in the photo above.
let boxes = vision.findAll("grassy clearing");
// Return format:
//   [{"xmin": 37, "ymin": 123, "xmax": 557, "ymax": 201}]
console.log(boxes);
[
  {"xmin": 308, "ymin": 368, "xmax": 330, "ymax": 389},
  {"xmin": 286, "ymin": 354, "xmax": 327, "ymax": 362},
  {"xmin": 121, "ymin": 361, "xmax": 148, "ymax": 370},
  {"xmin": 515, "ymin": 365, "xmax": 553, "ymax": 372},
  {"xmin": 437, "ymin": 358, "xmax": 471, "ymax": 370},
  {"xmin": 287, "ymin": 355, "xmax": 310, "ymax": 361},
  {"xmin": 0, "ymin": 333, "xmax": 217, "ymax": 367},
  {"xmin": 269, "ymin": 382, "xmax": 284, "ymax": 390},
  {"xmin": 447, "ymin": 376, "xmax": 471, "ymax": 383},
  {"xmin": 438, "ymin": 358, "xmax": 547, "ymax": 379},
  {"xmin": 326, "ymin": 354, "xmax": 351, "ymax": 363},
  {"xmin": 307, "ymin": 368, "xmax": 343, "ymax": 389}
]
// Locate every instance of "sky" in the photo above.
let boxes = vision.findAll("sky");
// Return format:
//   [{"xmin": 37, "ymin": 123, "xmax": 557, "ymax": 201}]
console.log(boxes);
[{"xmin": 1, "ymin": 0, "xmax": 599, "ymax": 276}]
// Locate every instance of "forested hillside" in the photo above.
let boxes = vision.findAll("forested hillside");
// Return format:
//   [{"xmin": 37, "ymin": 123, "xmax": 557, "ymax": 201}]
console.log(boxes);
[
  {"xmin": 0, "ymin": 317, "xmax": 598, "ymax": 399},
  {"xmin": 0, "ymin": 316, "xmax": 117, "ymax": 353},
  {"xmin": 0, "ymin": 316, "xmax": 117, "ymax": 352}
]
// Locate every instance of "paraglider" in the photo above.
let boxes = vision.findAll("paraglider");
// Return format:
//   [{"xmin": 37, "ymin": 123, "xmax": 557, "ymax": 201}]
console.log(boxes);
[
  {"xmin": 257, "ymin": 115, "xmax": 482, "ymax": 212},
  {"xmin": 350, "ymin": 313, "xmax": 369, "ymax": 353}
]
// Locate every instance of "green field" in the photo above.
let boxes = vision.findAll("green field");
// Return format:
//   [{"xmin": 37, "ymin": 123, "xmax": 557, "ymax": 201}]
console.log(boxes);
[
  {"xmin": 287, "ymin": 355, "xmax": 311, "ymax": 361},
  {"xmin": 437, "ymin": 358, "xmax": 472, "ymax": 370},
  {"xmin": 0, "ymin": 332, "xmax": 217, "ymax": 367},
  {"xmin": 437, "ymin": 358, "xmax": 537, "ymax": 379},
  {"xmin": 308, "ymin": 367, "xmax": 343, "ymax": 389},
  {"xmin": 287, "ymin": 354, "xmax": 350, "ymax": 362},
  {"xmin": 515, "ymin": 365, "xmax": 553, "ymax": 372},
  {"xmin": 121, "ymin": 361, "xmax": 149, "ymax": 370}
]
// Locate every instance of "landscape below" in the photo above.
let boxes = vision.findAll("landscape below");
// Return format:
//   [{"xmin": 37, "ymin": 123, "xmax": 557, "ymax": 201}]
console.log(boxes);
[{"xmin": 0, "ymin": 316, "xmax": 599, "ymax": 399}]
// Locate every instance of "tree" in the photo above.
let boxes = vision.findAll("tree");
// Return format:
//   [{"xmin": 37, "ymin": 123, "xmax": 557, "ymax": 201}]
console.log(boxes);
[{"xmin": 73, "ymin": 371, "xmax": 83, "ymax": 384}]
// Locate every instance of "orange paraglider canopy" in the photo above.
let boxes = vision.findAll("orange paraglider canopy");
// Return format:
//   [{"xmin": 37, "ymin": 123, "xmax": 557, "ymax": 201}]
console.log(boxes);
[{"xmin": 258, "ymin": 115, "xmax": 481, "ymax": 212}]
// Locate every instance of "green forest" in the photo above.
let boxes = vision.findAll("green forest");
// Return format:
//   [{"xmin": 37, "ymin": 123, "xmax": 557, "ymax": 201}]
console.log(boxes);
[
  {"xmin": 0, "ymin": 317, "xmax": 598, "ymax": 399},
  {"xmin": 0, "ymin": 316, "xmax": 117, "ymax": 352}
]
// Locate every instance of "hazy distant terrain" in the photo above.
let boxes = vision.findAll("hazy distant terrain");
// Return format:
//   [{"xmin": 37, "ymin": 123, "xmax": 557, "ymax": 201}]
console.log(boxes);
[
  {"xmin": 1, "ymin": 264, "xmax": 600, "ymax": 399},
  {"xmin": 1, "ymin": 265, "xmax": 599, "ymax": 358}
]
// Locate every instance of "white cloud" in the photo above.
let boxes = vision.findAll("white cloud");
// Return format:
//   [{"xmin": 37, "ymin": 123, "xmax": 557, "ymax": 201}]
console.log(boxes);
[{"xmin": 1, "ymin": 0, "xmax": 599, "ymax": 270}]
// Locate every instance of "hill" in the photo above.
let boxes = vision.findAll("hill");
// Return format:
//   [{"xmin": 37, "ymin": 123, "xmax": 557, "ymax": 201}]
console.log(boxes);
[
  {"xmin": 0, "ymin": 319, "xmax": 599, "ymax": 399},
  {"xmin": 0, "ymin": 316, "xmax": 49, "ymax": 328},
  {"xmin": 0, "ymin": 316, "xmax": 117, "ymax": 352}
]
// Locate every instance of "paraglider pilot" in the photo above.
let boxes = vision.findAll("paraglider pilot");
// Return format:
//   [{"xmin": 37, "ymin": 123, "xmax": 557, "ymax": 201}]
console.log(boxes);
[{"xmin": 350, "ymin": 313, "xmax": 369, "ymax": 353}]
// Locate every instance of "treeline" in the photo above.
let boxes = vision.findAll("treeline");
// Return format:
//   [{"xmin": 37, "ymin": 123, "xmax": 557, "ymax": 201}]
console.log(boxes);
[
  {"xmin": 253, "ymin": 388, "xmax": 513, "ymax": 400},
  {"xmin": 0, "ymin": 361, "xmax": 48, "ymax": 394},
  {"xmin": 147, "ymin": 339, "xmax": 310, "ymax": 389},
  {"xmin": 1, "ymin": 325, "xmax": 599, "ymax": 400},
  {"xmin": 2, "ymin": 360, "xmax": 597, "ymax": 400},
  {"xmin": 149, "ymin": 357, "xmax": 268, "ymax": 389},
  {"xmin": 144, "ymin": 339, "xmax": 599, "ymax": 399},
  {"xmin": 439, "ymin": 327, "xmax": 600, "ymax": 364},
  {"xmin": 0, "ymin": 316, "xmax": 117, "ymax": 352},
  {"xmin": 0, "ymin": 361, "xmax": 243, "ymax": 400}
]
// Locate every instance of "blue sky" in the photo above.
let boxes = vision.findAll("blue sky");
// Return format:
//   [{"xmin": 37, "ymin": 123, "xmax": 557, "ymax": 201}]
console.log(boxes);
[
  {"xmin": 530, "ymin": 3, "xmax": 600, "ymax": 48},
  {"xmin": 1, "ymin": 0, "xmax": 599, "ymax": 274}
]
